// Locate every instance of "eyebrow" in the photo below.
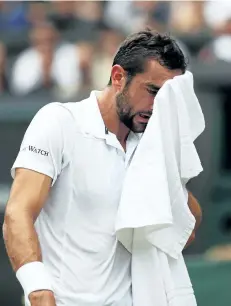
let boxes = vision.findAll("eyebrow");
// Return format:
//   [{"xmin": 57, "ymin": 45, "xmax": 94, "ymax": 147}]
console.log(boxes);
[{"xmin": 146, "ymin": 83, "xmax": 161, "ymax": 92}]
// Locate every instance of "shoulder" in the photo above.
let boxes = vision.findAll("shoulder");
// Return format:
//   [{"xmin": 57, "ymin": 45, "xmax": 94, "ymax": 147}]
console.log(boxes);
[
  {"xmin": 27, "ymin": 103, "xmax": 76, "ymax": 138},
  {"xmin": 37, "ymin": 102, "xmax": 75, "ymax": 121},
  {"xmin": 35, "ymin": 99, "xmax": 90, "ymax": 131},
  {"xmin": 56, "ymin": 96, "xmax": 93, "ymax": 123}
]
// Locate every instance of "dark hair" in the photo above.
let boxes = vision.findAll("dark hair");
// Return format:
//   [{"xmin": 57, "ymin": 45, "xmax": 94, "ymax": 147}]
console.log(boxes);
[{"xmin": 108, "ymin": 29, "xmax": 187, "ymax": 85}]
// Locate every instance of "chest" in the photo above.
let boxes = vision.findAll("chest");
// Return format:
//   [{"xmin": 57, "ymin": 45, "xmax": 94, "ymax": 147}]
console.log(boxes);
[{"xmin": 70, "ymin": 135, "xmax": 136, "ymax": 213}]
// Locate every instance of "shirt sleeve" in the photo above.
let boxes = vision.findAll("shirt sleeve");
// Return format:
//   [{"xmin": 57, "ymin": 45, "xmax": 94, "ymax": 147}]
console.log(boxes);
[{"xmin": 11, "ymin": 102, "xmax": 69, "ymax": 186}]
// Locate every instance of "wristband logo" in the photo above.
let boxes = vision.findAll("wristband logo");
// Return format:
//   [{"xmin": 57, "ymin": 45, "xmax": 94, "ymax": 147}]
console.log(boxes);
[{"xmin": 28, "ymin": 146, "xmax": 49, "ymax": 156}]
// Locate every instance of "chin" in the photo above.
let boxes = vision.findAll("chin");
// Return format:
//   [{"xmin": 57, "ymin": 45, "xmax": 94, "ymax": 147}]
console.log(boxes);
[{"xmin": 131, "ymin": 125, "xmax": 147, "ymax": 133}]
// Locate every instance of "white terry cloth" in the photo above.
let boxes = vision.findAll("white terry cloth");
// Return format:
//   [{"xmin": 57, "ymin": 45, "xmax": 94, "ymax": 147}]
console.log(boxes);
[{"xmin": 115, "ymin": 71, "xmax": 205, "ymax": 306}]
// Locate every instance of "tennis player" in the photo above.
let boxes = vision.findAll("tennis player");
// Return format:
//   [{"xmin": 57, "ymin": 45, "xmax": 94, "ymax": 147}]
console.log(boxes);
[{"xmin": 3, "ymin": 30, "xmax": 202, "ymax": 306}]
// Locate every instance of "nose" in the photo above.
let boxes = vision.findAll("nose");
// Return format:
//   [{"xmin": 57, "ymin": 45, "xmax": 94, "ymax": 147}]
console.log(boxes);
[
  {"xmin": 148, "ymin": 106, "xmax": 153, "ymax": 115},
  {"xmin": 150, "ymin": 100, "xmax": 154, "ymax": 109}
]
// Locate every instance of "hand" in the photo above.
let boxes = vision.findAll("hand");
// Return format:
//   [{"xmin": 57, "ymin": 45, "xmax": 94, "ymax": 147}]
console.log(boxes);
[
  {"xmin": 184, "ymin": 230, "xmax": 196, "ymax": 249},
  {"xmin": 29, "ymin": 290, "xmax": 56, "ymax": 306},
  {"xmin": 184, "ymin": 191, "xmax": 202, "ymax": 250}
]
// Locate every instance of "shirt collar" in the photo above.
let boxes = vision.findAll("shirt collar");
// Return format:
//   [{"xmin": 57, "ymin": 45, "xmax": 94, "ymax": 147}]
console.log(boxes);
[{"xmin": 82, "ymin": 91, "xmax": 107, "ymax": 139}]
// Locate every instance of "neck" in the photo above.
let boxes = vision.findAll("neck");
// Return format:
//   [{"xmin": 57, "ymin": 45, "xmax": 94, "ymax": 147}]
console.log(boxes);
[{"xmin": 97, "ymin": 87, "xmax": 130, "ymax": 143}]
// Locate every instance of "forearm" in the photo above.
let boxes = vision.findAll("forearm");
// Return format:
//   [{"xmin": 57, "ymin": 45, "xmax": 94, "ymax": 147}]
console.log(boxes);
[
  {"xmin": 187, "ymin": 191, "xmax": 202, "ymax": 228},
  {"xmin": 3, "ymin": 209, "xmax": 56, "ymax": 305},
  {"xmin": 3, "ymin": 207, "xmax": 42, "ymax": 272}
]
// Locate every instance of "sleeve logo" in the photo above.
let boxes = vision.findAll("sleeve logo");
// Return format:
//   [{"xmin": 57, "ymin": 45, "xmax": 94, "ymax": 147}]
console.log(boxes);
[{"xmin": 28, "ymin": 145, "xmax": 49, "ymax": 156}]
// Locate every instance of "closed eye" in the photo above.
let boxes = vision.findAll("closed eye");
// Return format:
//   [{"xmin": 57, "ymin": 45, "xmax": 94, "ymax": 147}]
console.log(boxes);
[{"xmin": 147, "ymin": 88, "xmax": 158, "ymax": 96}]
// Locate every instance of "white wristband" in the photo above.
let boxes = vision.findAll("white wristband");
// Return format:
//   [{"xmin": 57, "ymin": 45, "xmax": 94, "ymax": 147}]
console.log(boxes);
[{"xmin": 16, "ymin": 262, "xmax": 53, "ymax": 298}]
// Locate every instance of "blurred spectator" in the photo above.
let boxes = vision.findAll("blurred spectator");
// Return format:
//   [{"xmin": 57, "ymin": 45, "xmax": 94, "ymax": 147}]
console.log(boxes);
[
  {"xmin": 48, "ymin": 1, "xmax": 76, "ymax": 31},
  {"xmin": 170, "ymin": 1, "xmax": 205, "ymax": 34},
  {"xmin": 204, "ymin": 0, "xmax": 231, "ymax": 35},
  {"xmin": 91, "ymin": 25, "xmax": 125, "ymax": 90},
  {"xmin": 27, "ymin": 1, "xmax": 48, "ymax": 27},
  {"xmin": 74, "ymin": 1, "xmax": 103, "ymax": 25},
  {"xmin": 211, "ymin": 35, "xmax": 231, "ymax": 63},
  {"xmin": 202, "ymin": 0, "xmax": 231, "ymax": 63},
  {"xmin": 103, "ymin": 0, "xmax": 131, "ymax": 34},
  {"xmin": 0, "ymin": 1, "xmax": 29, "ymax": 31},
  {"xmin": 11, "ymin": 22, "xmax": 84, "ymax": 100},
  {"xmin": 48, "ymin": 1, "xmax": 103, "ymax": 45},
  {"xmin": 134, "ymin": 1, "xmax": 170, "ymax": 32},
  {"xmin": 104, "ymin": 1, "xmax": 169, "ymax": 35},
  {"xmin": 73, "ymin": 41, "xmax": 94, "ymax": 94}
]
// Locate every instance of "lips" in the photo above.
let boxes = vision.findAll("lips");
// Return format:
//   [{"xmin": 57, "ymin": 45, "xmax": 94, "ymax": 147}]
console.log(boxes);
[
  {"xmin": 137, "ymin": 112, "xmax": 152, "ymax": 123},
  {"xmin": 139, "ymin": 113, "xmax": 151, "ymax": 119}
]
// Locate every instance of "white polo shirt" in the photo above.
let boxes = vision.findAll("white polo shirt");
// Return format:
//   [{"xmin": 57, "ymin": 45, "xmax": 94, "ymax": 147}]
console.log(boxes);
[{"xmin": 12, "ymin": 91, "xmax": 141, "ymax": 306}]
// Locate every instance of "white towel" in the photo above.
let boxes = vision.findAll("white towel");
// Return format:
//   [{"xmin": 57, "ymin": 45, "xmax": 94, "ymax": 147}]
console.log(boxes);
[{"xmin": 115, "ymin": 71, "xmax": 205, "ymax": 306}]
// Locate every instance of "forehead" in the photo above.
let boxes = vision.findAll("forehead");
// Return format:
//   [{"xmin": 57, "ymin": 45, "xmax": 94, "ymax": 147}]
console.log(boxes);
[{"xmin": 135, "ymin": 59, "xmax": 183, "ymax": 87}]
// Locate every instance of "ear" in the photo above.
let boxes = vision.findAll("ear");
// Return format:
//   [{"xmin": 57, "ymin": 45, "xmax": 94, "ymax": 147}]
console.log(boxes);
[{"xmin": 110, "ymin": 65, "xmax": 126, "ymax": 90}]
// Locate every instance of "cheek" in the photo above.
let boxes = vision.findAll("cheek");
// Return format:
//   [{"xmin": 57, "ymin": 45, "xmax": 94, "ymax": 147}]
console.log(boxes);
[
  {"xmin": 128, "ymin": 85, "xmax": 154, "ymax": 110},
  {"xmin": 136, "ymin": 94, "xmax": 155, "ymax": 110}
]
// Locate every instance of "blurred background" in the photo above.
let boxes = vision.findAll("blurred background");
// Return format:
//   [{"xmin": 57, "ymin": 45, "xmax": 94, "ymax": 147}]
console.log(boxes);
[{"xmin": 0, "ymin": 0, "xmax": 231, "ymax": 305}]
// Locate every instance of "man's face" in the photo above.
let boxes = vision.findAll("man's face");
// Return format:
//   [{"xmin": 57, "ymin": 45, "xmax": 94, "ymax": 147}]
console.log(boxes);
[{"xmin": 114, "ymin": 60, "xmax": 182, "ymax": 133}]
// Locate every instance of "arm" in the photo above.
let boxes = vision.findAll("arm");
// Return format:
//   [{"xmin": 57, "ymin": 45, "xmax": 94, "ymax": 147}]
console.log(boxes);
[
  {"xmin": 2, "ymin": 103, "xmax": 70, "ymax": 306},
  {"xmin": 3, "ymin": 168, "xmax": 56, "ymax": 305},
  {"xmin": 185, "ymin": 191, "xmax": 202, "ymax": 248},
  {"xmin": 3, "ymin": 168, "xmax": 51, "ymax": 271},
  {"xmin": 188, "ymin": 191, "xmax": 202, "ymax": 229}
]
